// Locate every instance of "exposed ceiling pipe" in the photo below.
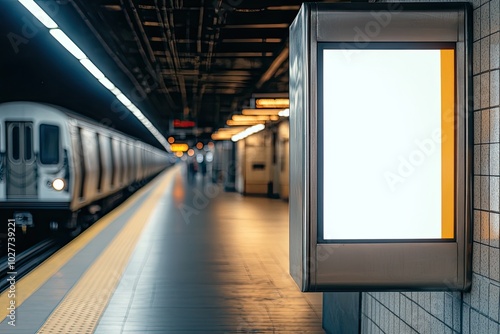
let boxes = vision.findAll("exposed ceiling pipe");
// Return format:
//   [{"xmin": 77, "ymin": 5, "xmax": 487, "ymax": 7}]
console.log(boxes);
[
  {"xmin": 191, "ymin": 1, "xmax": 205, "ymax": 119},
  {"xmin": 69, "ymin": 0, "xmax": 152, "ymax": 108},
  {"xmin": 163, "ymin": 0, "xmax": 189, "ymax": 117},
  {"xmin": 195, "ymin": 0, "xmax": 224, "ymax": 118},
  {"xmin": 153, "ymin": 1, "xmax": 182, "ymax": 96},
  {"xmin": 119, "ymin": 0, "xmax": 158, "ymax": 80},
  {"xmin": 224, "ymin": 42, "xmax": 289, "ymax": 124},
  {"xmin": 255, "ymin": 42, "xmax": 289, "ymax": 89},
  {"xmin": 121, "ymin": 0, "xmax": 175, "ymax": 110},
  {"xmin": 126, "ymin": 0, "xmax": 157, "ymax": 64},
  {"xmin": 153, "ymin": 2, "xmax": 178, "ymax": 87},
  {"xmin": 197, "ymin": 4, "xmax": 203, "ymax": 54},
  {"xmin": 206, "ymin": 0, "xmax": 226, "ymax": 74}
]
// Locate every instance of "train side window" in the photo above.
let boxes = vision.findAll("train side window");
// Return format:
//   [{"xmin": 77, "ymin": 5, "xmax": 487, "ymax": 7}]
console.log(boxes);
[
  {"xmin": 40, "ymin": 124, "xmax": 60, "ymax": 164},
  {"xmin": 115, "ymin": 139, "xmax": 122, "ymax": 185},
  {"xmin": 109, "ymin": 137, "xmax": 115, "ymax": 187},
  {"xmin": 130, "ymin": 145, "xmax": 135, "ymax": 180},
  {"xmin": 96, "ymin": 133, "xmax": 103, "ymax": 192},
  {"xmin": 77, "ymin": 127, "xmax": 86, "ymax": 199},
  {"xmin": 121, "ymin": 142, "xmax": 127, "ymax": 183},
  {"xmin": 142, "ymin": 149, "xmax": 145, "ymax": 174}
]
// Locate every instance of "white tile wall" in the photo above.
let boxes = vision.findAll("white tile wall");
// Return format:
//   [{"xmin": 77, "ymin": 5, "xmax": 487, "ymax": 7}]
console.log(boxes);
[{"xmin": 361, "ymin": 0, "xmax": 500, "ymax": 332}]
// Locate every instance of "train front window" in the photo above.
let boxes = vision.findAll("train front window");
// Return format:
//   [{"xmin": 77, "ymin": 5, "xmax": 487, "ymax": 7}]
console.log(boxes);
[
  {"xmin": 25, "ymin": 124, "xmax": 33, "ymax": 161},
  {"xmin": 40, "ymin": 124, "xmax": 60, "ymax": 164},
  {"xmin": 12, "ymin": 125, "xmax": 20, "ymax": 161}
]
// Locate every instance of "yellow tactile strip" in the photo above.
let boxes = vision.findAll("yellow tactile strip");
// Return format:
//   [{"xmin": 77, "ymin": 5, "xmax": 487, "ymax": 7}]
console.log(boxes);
[
  {"xmin": 0, "ymin": 169, "xmax": 174, "ymax": 323},
  {"xmin": 36, "ymin": 166, "xmax": 177, "ymax": 333}
]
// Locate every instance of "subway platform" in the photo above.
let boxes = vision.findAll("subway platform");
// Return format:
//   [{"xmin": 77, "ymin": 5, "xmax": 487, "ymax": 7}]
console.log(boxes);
[{"xmin": 0, "ymin": 164, "xmax": 323, "ymax": 333}]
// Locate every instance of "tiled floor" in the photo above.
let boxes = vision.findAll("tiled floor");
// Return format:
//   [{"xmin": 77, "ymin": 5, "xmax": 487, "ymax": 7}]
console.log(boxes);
[
  {"xmin": 0, "ymin": 165, "xmax": 324, "ymax": 333},
  {"xmin": 95, "ymin": 167, "xmax": 324, "ymax": 333}
]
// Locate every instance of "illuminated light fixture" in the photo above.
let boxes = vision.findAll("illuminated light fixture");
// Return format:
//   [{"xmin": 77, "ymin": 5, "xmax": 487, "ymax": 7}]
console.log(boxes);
[
  {"xmin": 168, "ymin": 136, "xmax": 175, "ymax": 144},
  {"xmin": 49, "ymin": 29, "xmax": 87, "ymax": 60},
  {"xmin": 214, "ymin": 127, "xmax": 247, "ymax": 133},
  {"xmin": 241, "ymin": 108, "xmax": 282, "ymax": 116},
  {"xmin": 196, "ymin": 142, "xmax": 204, "ymax": 150},
  {"xmin": 18, "ymin": 0, "xmax": 170, "ymax": 151},
  {"xmin": 128, "ymin": 105, "xmax": 139, "ymax": 112},
  {"xmin": 278, "ymin": 108, "xmax": 290, "ymax": 117},
  {"xmin": 211, "ymin": 133, "xmax": 234, "ymax": 141},
  {"xmin": 127, "ymin": 105, "xmax": 145, "ymax": 120},
  {"xmin": 110, "ymin": 87, "xmax": 122, "ymax": 96},
  {"xmin": 187, "ymin": 148, "xmax": 195, "ymax": 156},
  {"xmin": 175, "ymin": 151, "xmax": 183, "ymax": 158},
  {"xmin": 211, "ymin": 128, "xmax": 243, "ymax": 140},
  {"xmin": 116, "ymin": 93, "xmax": 132, "ymax": 107},
  {"xmin": 231, "ymin": 115, "xmax": 272, "ymax": 122},
  {"xmin": 98, "ymin": 77, "xmax": 115, "ymax": 90},
  {"xmin": 231, "ymin": 124, "xmax": 265, "ymax": 142},
  {"xmin": 226, "ymin": 120, "xmax": 265, "ymax": 126},
  {"xmin": 18, "ymin": 0, "xmax": 58, "ymax": 29},
  {"xmin": 170, "ymin": 143, "xmax": 189, "ymax": 152},
  {"xmin": 132, "ymin": 111, "xmax": 145, "ymax": 121},
  {"xmin": 255, "ymin": 98, "xmax": 289, "ymax": 109},
  {"xmin": 52, "ymin": 178, "xmax": 65, "ymax": 191},
  {"xmin": 127, "ymin": 104, "xmax": 140, "ymax": 114},
  {"xmin": 80, "ymin": 59, "xmax": 105, "ymax": 80}
]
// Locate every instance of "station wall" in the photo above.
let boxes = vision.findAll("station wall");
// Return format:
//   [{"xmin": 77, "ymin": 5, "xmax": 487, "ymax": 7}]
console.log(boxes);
[{"xmin": 359, "ymin": 0, "xmax": 500, "ymax": 333}]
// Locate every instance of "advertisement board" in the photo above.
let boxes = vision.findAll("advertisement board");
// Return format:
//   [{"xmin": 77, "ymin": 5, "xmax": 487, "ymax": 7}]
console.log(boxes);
[{"xmin": 289, "ymin": 3, "xmax": 472, "ymax": 291}]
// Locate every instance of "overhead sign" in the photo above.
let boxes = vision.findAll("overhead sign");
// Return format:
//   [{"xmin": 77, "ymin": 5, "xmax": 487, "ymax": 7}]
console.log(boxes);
[
  {"xmin": 289, "ymin": 3, "xmax": 472, "ymax": 292},
  {"xmin": 173, "ymin": 119, "xmax": 196, "ymax": 128}
]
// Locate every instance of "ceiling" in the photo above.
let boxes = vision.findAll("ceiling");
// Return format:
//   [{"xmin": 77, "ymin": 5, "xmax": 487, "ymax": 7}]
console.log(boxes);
[{"xmin": 0, "ymin": 0, "xmax": 339, "ymax": 148}]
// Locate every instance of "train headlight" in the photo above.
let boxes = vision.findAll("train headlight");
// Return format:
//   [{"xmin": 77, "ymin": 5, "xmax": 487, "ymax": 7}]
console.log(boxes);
[{"xmin": 52, "ymin": 178, "xmax": 66, "ymax": 191}]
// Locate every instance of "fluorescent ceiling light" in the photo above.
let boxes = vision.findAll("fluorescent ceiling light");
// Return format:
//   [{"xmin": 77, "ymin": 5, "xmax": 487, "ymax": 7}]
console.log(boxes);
[
  {"xmin": 110, "ymin": 87, "xmax": 122, "ymax": 96},
  {"xmin": 241, "ymin": 108, "xmax": 281, "ymax": 116},
  {"xmin": 80, "ymin": 59, "xmax": 105, "ymax": 80},
  {"xmin": 232, "ymin": 115, "xmax": 271, "ymax": 122},
  {"xmin": 98, "ymin": 77, "xmax": 115, "ymax": 90},
  {"xmin": 226, "ymin": 120, "xmax": 264, "ymax": 126},
  {"xmin": 255, "ymin": 98, "xmax": 289, "ymax": 109},
  {"xmin": 18, "ymin": 0, "xmax": 58, "ymax": 29},
  {"xmin": 211, "ymin": 133, "xmax": 234, "ymax": 141},
  {"xmin": 128, "ymin": 105, "xmax": 146, "ymax": 120},
  {"xmin": 215, "ymin": 127, "xmax": 248, "ymax": 133},
  {"xmin": 231, "ymin": 124, "xmax": 265, "ymax": 142},
  {"xmin": 19, "ymin": 0, "xmax": 170, "ymax": 151},
  {"xmin": 49, "ymin": 29, "xmax": 87, "ymax": 60},
  {"xmin": 116, "ymin": 93, "xmax": 132, "ymax": 106},
  {"xmin": 278, "ymin": 108, "xmax": 289, "ymax": 117},
  {"xmin": 230, "ymin": 114, "xmax": 279, "ymax": 122}
]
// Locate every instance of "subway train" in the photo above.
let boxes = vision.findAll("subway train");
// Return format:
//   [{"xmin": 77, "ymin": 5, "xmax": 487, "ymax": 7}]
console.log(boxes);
[{"xmin": 0, "ymin": 101, "xmax": 170, "ymax": 234}]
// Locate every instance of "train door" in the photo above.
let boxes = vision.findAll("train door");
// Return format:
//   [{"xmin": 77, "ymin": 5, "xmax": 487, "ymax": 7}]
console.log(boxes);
[{"xmin": 6, "ymin": 122, "xmax": 37, "ymax": 198}]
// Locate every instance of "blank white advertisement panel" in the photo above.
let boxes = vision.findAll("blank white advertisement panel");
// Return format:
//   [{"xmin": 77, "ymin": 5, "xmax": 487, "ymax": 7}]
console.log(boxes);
[{"xmin": 322, "ymin": 48, "xmax": 455, "ymax": 240}]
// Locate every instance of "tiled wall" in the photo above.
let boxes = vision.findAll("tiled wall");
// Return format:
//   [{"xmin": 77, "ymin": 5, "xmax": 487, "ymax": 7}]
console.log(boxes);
[{"xmin": 361, "ymin": 0, "xmax": 500, "ymax": 333}]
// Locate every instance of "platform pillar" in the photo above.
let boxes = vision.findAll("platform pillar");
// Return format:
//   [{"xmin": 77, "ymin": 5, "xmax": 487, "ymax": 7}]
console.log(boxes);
[{"xmin": 322, "ymin": 292, "xmax": 361, "ymax": 334}]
